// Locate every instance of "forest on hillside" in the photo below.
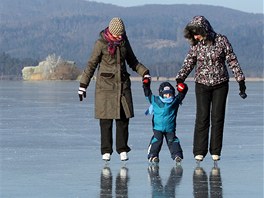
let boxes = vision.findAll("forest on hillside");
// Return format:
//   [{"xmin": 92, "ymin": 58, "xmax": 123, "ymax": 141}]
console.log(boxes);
[
  {"xmin": 0, "ymin": 0, "xmax": 263, "ymax": 79},
  {"xmin": 0, "ymin": 52, "xmax": 39, "ymax": 80}
]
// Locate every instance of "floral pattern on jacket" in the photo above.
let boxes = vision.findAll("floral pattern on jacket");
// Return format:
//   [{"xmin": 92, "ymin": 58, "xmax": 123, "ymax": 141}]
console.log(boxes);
[{"xmin": 176, "ymin": 16, "xmax": 245, "ymax": 86}]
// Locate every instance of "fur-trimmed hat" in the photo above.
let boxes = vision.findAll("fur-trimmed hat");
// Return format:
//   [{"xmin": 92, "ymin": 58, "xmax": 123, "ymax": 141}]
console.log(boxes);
[
  {"xmin": 109, "ymin": 17, "xmax": 125, "ymax": 36},
  {"xmin": 184, "ymin": 16, "xmax": 216, "ymax": 45}
]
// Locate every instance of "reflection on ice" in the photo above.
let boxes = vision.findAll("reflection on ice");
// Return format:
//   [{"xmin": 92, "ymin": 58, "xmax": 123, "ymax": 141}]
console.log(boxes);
[
  {"xmin": 210, "ymin": 167, "xmax": 223, "ymax": 198},
  {"xmin": 100, "ymin": 166, "xmax": 113, "ymax": 197},
  {"xmin": 0, "ymin": 81, "xmax": 263, "ymax": 197},
  {"xmin": 100, "ymin": 166, "xmax": 129, "ymax": 197},
  {"xmin": 193, "ymin": 166, "xmax": 223, "ymax": 198},
  {"xmin": 116, "ymin": 167, "xmax": 129, "ymax": 197},
  {"xmin": 148, "ymin": 164, "xmax": 183, "ymax": 197}
]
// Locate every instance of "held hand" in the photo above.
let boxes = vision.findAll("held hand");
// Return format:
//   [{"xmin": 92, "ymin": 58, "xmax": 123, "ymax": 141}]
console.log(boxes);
[
  {"xmin": 177, "ymin": 83, "xmax": 188, "ymax": 94},
  {"xmin": 142, "ymin": 74, "xmax": 151, "ymax": 86},
  {"xmin": 177, "ymin": 83, "xmax": 185, "ymax": 92},
  {"xmin": 78, "ymin": 87, "xmax": 86, "ymax": 101},
  {"xmin": 239, "ymin": 80, "xmax": 247, "ymax": 99}
]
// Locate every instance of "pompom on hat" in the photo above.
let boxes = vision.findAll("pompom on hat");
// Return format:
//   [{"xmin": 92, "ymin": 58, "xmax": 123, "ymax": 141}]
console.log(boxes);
[{"xmin": 108, "ymin": 17, "xmax": 125, "ymax": 36}]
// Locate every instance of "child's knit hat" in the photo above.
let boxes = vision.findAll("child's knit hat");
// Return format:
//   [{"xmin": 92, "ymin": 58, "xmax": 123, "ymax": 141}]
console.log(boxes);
[
  {"xmin": 109, "ymin": 17, "xmax": 125, "ymax": 36},
  {"xmin": 159, "ymin": 82, "xmax": 175, "ymax": 97}
]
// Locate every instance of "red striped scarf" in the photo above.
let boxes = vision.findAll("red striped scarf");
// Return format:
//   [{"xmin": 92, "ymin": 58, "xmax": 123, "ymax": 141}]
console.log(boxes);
[{"xmin": 104, "ymin": 27, "xmax": 123, "ymax": 56}]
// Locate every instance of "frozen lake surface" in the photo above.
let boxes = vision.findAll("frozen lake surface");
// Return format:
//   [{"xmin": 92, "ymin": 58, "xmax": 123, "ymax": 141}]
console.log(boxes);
[{"xmin": 1, "ymin": 80, "xmax": 263, "ymax": 198}]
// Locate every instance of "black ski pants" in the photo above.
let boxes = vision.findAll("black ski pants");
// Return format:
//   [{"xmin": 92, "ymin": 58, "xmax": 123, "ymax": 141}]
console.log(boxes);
[
  {"xmin": 193, "ymin": 82, "xmax": 229, "ymax": 157},
  {"xmin": 99, "ymin": 107, "xmax": 131, "ymax": 155}
]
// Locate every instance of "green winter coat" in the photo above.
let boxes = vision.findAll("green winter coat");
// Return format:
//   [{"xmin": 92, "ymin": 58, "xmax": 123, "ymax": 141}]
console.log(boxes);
[{"xmin": 80, "ymin": 31, "xmax": 149, "ymax": 119}]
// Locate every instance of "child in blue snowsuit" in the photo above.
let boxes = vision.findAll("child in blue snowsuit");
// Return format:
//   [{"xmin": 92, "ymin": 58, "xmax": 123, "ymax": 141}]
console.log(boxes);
[{"xmin": 142, "ymin": 76, "xmax": 188, "ymax": 163}]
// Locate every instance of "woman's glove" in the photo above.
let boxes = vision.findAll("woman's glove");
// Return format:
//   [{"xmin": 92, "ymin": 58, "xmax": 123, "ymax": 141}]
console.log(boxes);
[
  {"xmin": 78, "ymin": 84, "xmax": 87, "ymax": 101},
  {"xmin": 176, "ymin": 78, "xmax": 184, "ymax": 84},
  {"xmin": 239, "ymin": 80, "xmax": 247, "ymax": 99},
  {"xmin": 142, "ymin": 74, "xmax": 151, "ymax": 87}
]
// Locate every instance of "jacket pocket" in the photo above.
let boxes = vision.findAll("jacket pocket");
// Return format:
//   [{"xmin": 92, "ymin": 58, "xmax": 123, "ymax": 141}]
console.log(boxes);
[
  {"xmin": 98, "ymin": 72, "xmax": 115, "ymax": 90},
  {"xmin": 100, "ymin": 73, "xmax": 115, "ymax": 78}
]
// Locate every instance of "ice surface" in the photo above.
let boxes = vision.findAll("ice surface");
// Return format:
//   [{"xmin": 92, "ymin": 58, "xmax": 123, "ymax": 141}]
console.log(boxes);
[{"xmin": 0, "ymin": 80, "xmax": 263, "ymax": 197}]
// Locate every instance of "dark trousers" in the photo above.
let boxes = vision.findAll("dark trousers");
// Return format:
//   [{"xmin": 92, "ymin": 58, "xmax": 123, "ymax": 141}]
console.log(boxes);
[
  {"xmin": 193, "ymin": 82, "xmax": 229, "ymax": 157},
  {"xmin": 100, "ymin": 108, "xmax": 131, "ymax": 155},
  {"xmin": 148, "ymin": 130, "xmax": 183, "ymax": 160}
]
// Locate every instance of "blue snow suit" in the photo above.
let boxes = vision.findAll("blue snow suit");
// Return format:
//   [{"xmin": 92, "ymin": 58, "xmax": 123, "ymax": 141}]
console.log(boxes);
[{"xmin": 143, "ymin": 82, "xmax": 188, "ymax": 160}]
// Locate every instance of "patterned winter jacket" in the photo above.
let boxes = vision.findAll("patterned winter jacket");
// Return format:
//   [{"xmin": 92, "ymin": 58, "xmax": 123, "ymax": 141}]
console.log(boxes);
[{"xmin": 176, "ymin": 16, "xmax": 245, "ymax": 86}]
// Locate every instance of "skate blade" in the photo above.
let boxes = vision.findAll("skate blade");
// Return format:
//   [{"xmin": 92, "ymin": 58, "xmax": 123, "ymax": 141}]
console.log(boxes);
[{"xmin": 213, "ymin": 161, "xmax": 218, "ymax": 167}]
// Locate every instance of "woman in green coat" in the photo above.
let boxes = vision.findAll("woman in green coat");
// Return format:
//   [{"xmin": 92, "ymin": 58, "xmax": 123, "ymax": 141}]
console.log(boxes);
[{"xmin": 78, "ymin": 17, "xmax": 150, "ymax": 162}]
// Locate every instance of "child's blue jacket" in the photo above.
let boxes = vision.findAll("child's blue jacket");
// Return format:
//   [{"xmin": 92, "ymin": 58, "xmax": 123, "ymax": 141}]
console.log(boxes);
[{"xmin": 143, "ymin": 84, "xmax": 187, "ymax": 133}]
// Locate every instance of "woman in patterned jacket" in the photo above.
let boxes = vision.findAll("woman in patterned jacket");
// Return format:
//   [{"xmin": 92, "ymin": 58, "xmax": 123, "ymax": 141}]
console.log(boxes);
[{"xmin": 176, "ymin": 15, "xmax": 247, "ymax": 162}]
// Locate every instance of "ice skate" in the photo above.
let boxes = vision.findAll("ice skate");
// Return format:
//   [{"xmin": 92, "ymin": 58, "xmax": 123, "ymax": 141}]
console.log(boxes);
[
  {"xmin": 149, "ymin": 156, "xmax": 159, "ymax": 164},
  {"xmin": 195, "ymin": 155, "xmax": 204, "ymax": 165},
  {"xmin": 212, "ymin": 155, "xmax": 220, "ymax": 161},
  {"xmin": 120, "ymin": 152, "xmax": 129, "ymax": 161},
  {"xmin": 102, "ymin": 153, "xmax": 111, "ymax": 162},
  {"xmin": 175, "ymin": 156, "xmax": 182, "ymax": 166}
]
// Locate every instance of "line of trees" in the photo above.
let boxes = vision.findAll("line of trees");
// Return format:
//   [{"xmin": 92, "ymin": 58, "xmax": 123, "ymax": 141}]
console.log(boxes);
[{"xmin": 0, "ymin": 52, "xmax": 39, "ymax": 80}]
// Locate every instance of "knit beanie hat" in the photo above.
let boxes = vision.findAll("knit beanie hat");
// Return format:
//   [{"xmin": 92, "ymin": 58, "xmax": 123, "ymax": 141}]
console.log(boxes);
[
  {"xmin": 108, "ymin": 17, "xmax": 125, "ymax": 36},
  {"xmin": 159, "ymin": 82, "xmax": 175, "ymax": 97}
]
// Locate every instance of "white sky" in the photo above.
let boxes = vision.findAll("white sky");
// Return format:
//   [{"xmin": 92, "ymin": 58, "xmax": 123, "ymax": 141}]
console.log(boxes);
[{"xmin": 90, "ymin": 0, "xmax": 263, "ymax": 14}]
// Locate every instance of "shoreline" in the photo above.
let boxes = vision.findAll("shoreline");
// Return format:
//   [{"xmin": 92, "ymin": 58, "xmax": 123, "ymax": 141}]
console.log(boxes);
[
  {"xmin": 129, "ymin": 77, "xmax": 264, "ymax": 82},
  {"xmin": 2, "ymin": 77, "xmax": 263, "ymax": 82}
]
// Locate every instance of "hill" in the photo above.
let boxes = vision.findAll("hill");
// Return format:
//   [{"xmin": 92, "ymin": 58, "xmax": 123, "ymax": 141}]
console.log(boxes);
[{"xmin": 0, "ymin": 0, "xmax": 263, "ymax": 78}]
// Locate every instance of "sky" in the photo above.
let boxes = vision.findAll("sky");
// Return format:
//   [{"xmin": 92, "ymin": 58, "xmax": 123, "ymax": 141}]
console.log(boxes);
[{"xmin": 90, "ymin": 0, "xmax": 263, "ymax": 14}]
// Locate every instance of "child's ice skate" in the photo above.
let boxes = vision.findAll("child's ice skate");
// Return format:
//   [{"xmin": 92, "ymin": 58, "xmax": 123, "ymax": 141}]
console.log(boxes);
[
  {"xmin": 149, "ymin": 156, "xmax": 159, "ymax": 164},
  {"xmin": 175, "ymin": 156, "xmax": 182, "ymax": 166}
]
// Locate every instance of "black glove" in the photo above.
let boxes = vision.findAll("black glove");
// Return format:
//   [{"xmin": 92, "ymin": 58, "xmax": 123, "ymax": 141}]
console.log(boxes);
[
  {"xmin": 239, "ymin": 80, "xmax": 247, "ymax": 99},
  {"xmin": 78, "ymin": 84, "xmax": 86, "ymax": 101},
  {"xmin": 176, "ymin": 78, "xmax": 184, "ymax": 84},
  {"xmin": 142, "ymin": 74, "xmax": 151, "ymax": 87}
]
